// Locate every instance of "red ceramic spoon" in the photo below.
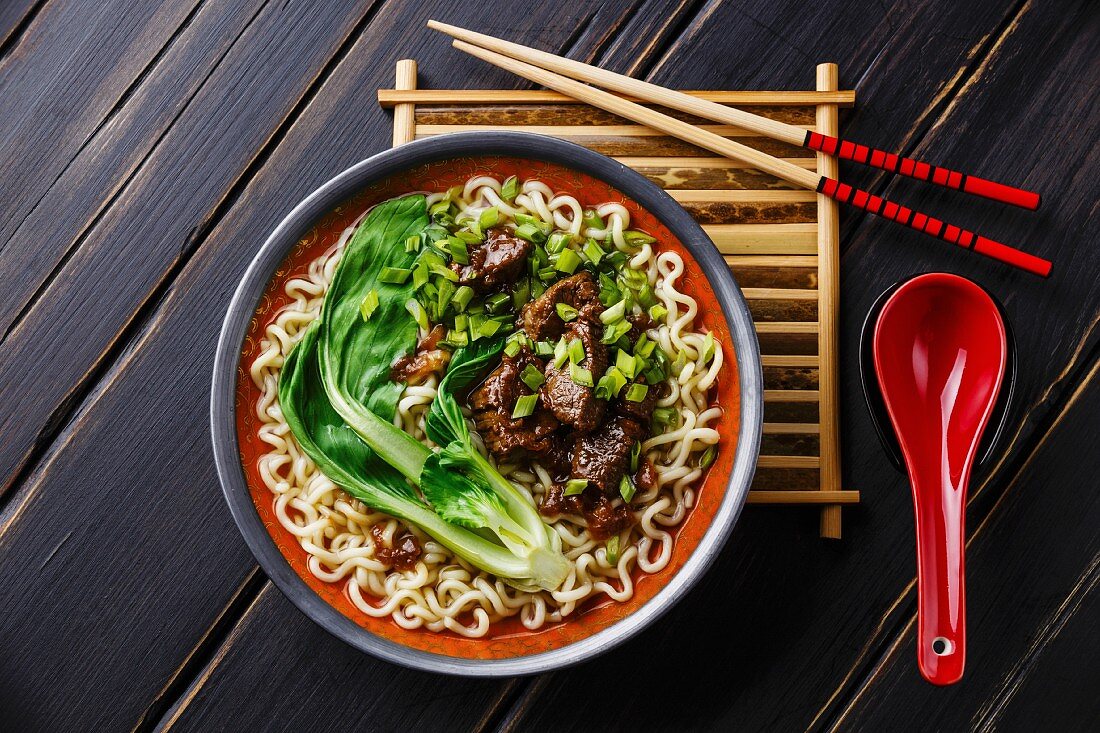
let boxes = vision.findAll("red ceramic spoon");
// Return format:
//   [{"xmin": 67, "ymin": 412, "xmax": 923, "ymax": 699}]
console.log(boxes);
[{"xmin": 872, "ymin": 273, "xmax": 1007, "ymax": 685}]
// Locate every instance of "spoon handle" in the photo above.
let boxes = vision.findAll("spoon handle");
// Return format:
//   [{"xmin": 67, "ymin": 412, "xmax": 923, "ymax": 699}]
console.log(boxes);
[{"xmin": 912, "ymin": 473, "xmax": 967, "ymax": 685}]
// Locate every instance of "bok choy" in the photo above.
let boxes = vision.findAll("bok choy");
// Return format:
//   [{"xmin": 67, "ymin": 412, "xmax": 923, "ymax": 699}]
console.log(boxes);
[{"xmin": 281, "ymin": 194, "xmax": 569, "ymax": 591}]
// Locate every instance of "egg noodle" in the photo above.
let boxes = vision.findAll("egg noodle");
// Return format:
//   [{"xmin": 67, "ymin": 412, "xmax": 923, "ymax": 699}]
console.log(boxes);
[{"xmin": 249, "ymin": 176, "xmax": 723, "ymax": 637}]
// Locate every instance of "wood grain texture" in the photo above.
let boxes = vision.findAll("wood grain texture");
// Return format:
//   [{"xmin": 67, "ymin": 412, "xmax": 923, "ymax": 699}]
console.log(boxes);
[
  {"xmin": 0, "ymin": 0, "xmax": 40, "ymax": 54},
  {"xmin": 0, "ymin": 0, "xmax": 378, "ymax": 498},
  {"xmin": 831, "ymin": 364, "xmax": 1100, "ymax": 732},
  {"xmin": 0, "ymin": 0, "xmax": 659, "ymax": 730}
]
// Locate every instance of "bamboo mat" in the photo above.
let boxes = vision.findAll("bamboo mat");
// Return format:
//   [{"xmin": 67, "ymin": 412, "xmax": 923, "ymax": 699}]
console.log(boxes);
[{"xmin": 379, "ymin": 60, "xmax": 859, "ymax": 538}]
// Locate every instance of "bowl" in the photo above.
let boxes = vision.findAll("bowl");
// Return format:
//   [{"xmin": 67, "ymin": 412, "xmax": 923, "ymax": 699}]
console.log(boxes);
[{"xmin": 211, "ymin": 132, "xmax": 762, "ymax": 675}]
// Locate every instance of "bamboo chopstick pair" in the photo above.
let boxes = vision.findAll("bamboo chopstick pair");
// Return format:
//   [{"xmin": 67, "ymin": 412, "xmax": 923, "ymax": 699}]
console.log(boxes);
[{"xmin": 427, "ymin": 20, "xmax": 1051, "ymax": 278}]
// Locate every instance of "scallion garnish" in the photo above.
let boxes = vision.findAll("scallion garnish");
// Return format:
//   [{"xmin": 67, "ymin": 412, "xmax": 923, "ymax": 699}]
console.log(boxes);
[
  {"xmin": 404, "ymin": 234, "xmax": 421, "ymax": 253},
  {"xmin": 582, "ymin": 238, "xmax": 605, "ymax": 264},
  {"xmin": 452, "ymin": 285, "xmax": 475, "ymax": 312},
  {"xmin": 484, "ymin": 292, "xmax": 511, "ymax": 314},
  {"xmin": 512, "ymin": 278, "xmax": 531, "ymax": 309},
  {"xmin": 569, "ymin": 363, "xmax": 593, "ymax": 387},
  {"xmin": 699, "ymin": 445, "xmax": 718, "ymax": 469},
  {"xmin": 501, "ymin": 175, "xmax": 519, "ymax": 202},
  {"xmin": 624, "ymin": 383, "xmax": 649, "ymax": 403},
  {"xmin": 634, "ymin": 334, "xmax": 657, "ymax": 358},
  {"xmin": 478, "ymin": 319, "xmax": 502, "ymax": 339},
  {"xmin": 479, "ymin": 206, "xmax": 501, "ymax": 230},
  {"xmin": 582, "ymin": 209, "xmax": 603, "ymax": 229},
  {"xmin": 503, "ymin": 339, "xmax": 522, "ymax": 358},
  {"xmin": 405, "ymin": 298, "xmax": 429, "ymax": 331},
  {"xmin": 564, "ymin": 478, "xmax": 588, "ymax": 496},
  {"xmin": 359, "ymin": 289, "xmax": 380, "ymax": 321},
  {"xmin": 629, "ymin": 441, "xmax": 641, "ymax": 473},
  {"xmin": 379, "ymin": 266, "xmax": 412, "ymax": 285},
  {"xmin": 567, "ymin": 338, "xmax": 585, "ymax": 364},
  {"xmin": 554, "ymin": 249, "xmax": 583, "ymax": 274},
  {"xmin": 453, "ymin": 313, "xmax": 469, "ymax": 332},
  {"xmin": 448, "ymin": 237, "xmax": 470, "ymax": 265},
  {"xmin": 701, "ymin": 331, "xmax": 716, "ymax": 364},
  {"xmin": 623, "ymin": 230, "xmax": 656, "ymax": 245},
  {"xmin": 512, "ymin": 393, "xmax": 539, "ymax": 419},
  {"xmin": 595, "ymin": 367, "xmax": 627, "ymax": 400},
  {"xmin": 514, "ymin": 222, "xmax": 547, "ymax": 243},
  {"xmin": 648, "ymin": 304, "xmax": 669, "ymax": 322},
  {"xmin": 556, "ymin": 302, "xmax": 579, "ymax": 322},
  {"xmin": 520, "ymin": 364, "xmax": 545, "ymax": 391},
  {"xmin": 600, "ymin": 299, "xmax": 627, "ymax": 324},
  {"xmin": 545, "ymin": 232, "xmax": 571, "ymax": 254},
  {"xmin": 436, "ymin": 278, "xmax": 456, "ymax": 314},
  {"xmin": 619, "ymin": 475, "xmax": 636, "ymax": 502},
  {"xmin": 412, "ymin": 261, "xmax": 429, "ymax": 290},
  {"xmin": 600, "ymin": 319, "xmax": 632, "ymax": 345},
  {"xmin": 429, "ymin": 263, "xmax": 459, "ymax": 282},
  {"xmin": 552, "ymin": 337, "xmax": 569, "ymax": 369},
  {"xmin": 444, "ymin": 328, "xmax": 469, "ymax": 348},
  {"xmin": 605, "ymin": 535, "xmax": 620, "ymax": 564},
  {"xmin": 616, "ymin": 349, "xmax": 638, "ymax": 378}
]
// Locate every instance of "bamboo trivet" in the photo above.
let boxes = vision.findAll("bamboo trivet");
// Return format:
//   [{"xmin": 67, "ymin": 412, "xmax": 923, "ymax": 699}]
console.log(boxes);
[{"xmin": 380, "ymin": 60, "xmax": 860, "ymax": 538}]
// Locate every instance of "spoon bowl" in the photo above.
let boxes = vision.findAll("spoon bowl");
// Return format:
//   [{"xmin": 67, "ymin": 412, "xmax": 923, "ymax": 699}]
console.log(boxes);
[{"xmin": 870, "ymin": 273, "xmax": 1009, "ymax": 685}]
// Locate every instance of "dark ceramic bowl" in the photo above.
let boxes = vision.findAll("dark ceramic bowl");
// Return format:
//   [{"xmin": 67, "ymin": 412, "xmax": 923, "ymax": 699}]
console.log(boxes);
[{"xmin": 211, "ymin": 132, "xmax": 763, "ymax": 676}]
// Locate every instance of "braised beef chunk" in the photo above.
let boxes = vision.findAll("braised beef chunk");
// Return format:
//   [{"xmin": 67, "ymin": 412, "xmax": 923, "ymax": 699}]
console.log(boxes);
[
  {"xmin": 541, "ymin": 319, "xmax": 606, "ymax": 433},
  {"xmin": 371, "ymin": 525, "xmax": 422, "ymax": 572},
  {"xmin": 538, "ymin": 433, "xmax": 574, "ymax": 478},
  {"xmin": 520, "ymin": 272, "xmax": 604, "ymax": 340},
  {"xmin": 615, "ymin": 379, "xmax": 661, "ymax": 422},
  {"xmin": 627, "ymin": 312, "xmax": 657, "ymax": 343},
  {"xmin": 538, "ymin": 485, "xmax": 635, "ymax": 541},
  {"xmin": 455, "ymin": 227, "xmax": 532, "ymax": 291},
  {"xmin": 390, "ymin": 325, "xmax": 452, "ymax": 385},
  {"xmin": 469, "ymin": 348, "xmax": 559, "ymax": 459},
  {"xmin": 634, "ymin": 458, "xmax": 659, "ymax": 493},
  {"xmin": 571, "ymin": 415, "xmax": 647, "ymax": 493}
]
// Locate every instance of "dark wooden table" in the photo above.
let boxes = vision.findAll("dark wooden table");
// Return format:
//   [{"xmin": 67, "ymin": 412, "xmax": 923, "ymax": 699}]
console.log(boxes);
[{"xmin": 1, "ymin": 1, "xmax": 1097, "ymax": 730}]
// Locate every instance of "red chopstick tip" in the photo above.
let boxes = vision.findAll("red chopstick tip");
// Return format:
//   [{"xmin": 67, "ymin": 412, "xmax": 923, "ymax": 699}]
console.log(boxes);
[
  {"xmin": 973, "ymin": 236, "xmax": 1052, "ymax": 278},
  {"xmin": 963, "ymin": 176, "xmax": 1041, "ymax": 211}
]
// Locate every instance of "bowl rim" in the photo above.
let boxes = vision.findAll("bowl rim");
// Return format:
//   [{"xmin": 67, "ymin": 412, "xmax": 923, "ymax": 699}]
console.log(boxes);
[{"xmin": 211, "ymin": 131, "xmax": 763, "ymax": 676}]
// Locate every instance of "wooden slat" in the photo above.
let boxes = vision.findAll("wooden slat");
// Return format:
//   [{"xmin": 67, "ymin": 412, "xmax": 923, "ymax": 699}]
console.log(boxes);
[
  {"xmin": 763, "ymin": 422, "xmax": 820, "ymax": 434},
  {"xmin": 765, "ymin": 390, "xmax": 821, "ymax": 402},
  {"xmin": 707, "ymin": 223, "xmax": 818, "ymax": 254},
  {"xmin": 415, "ymin": 123, "xmax": 815, "ymax": 137},
  {"xmin": 755, "ymin": 322, "xmax": 819, "ymax": 333},
  {"xmin": 392, "ymin": 59, "xmax": 417, "ymax": 146},
  {"xmin": 615, "ymin": 156, "xmax": 817, "ymax": 169},
  {"xmin": 667, "ymin": 189, "xmax": 817, "ymax": 203},
  {"xmin": 379, "ymin": 89, "xmax": 857, "ymax": 106},
  {"xmin": 747, "ymin": 490, "xmax": 859, "ymax": 504},
  {"xmin": 816, "ymin": 63, "xmax": 844, "ymax": 539},
  {"xmin": 742, "ymin": 287, "xmax": 818, "ymax": 300},
  {"xmin": 762, "ymin": 355, "xmax": 818, "ymax": 367},
  {"xmin": 726, "ymin": 255, "xmax": 819, "ymax": 267},
  {"xmin": 757, "ymin": 455, "xmax": 821, "ymax": 468}
]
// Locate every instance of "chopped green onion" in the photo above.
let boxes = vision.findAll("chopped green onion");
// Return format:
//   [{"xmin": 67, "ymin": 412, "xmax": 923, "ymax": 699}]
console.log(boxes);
[
  {"xmin": 412, "ymin": 261, "xmax": 429, "ymax": 290},
  {"xmin": 530, "ymin": 276, "xmax": 546, "ymax": 299},
  {"xmin": 379, "ymin": 266, "xmax": 412, "ymax": 285},
  {"xmin": 554, "ymin": 248, "xmax": 583, "ymax": 274},
  {"xmin": 405, "ymin": 298, "xmax": 429, "ymax": 331},
  {"xmin": 600, "ymin": 299, "xmax": 627, "ymax": 324},
  {"xmin": 600, "ymin": 319, "xmax": 632, "ymax": 345},
  {"xmin": 448, "ymin": 237, "xmax": 470, "ymax": 265},
  {"xmin": 616, "ymin": 349, "xmax": 638, "ymax": 378},
  {"xmin": 582, "ymin": 209, "xmax": 603, "ymax": 229},
  {"xmin": 564, "ymin": 478, "xmax": 588, "ymax": 496},
  {"xmin": 701, "ymin": 331, "xmax": 716, "ymax": 364},
  {"xmin": 501, "ymin": 175, "xmax": 519, "ymax": 202},
  {"xmin": 512, "ymin": 394, "xmax": 539, "ymax": 419},
  {"xmin": 552, "ymin": 337, "xmax": 569, "ymax": 369},
  {"xmin": 699, "ymin": 445, "xmax": 718, "ymax": 469},
  {"xmin": 538, "ymin": 266, "xmax": 558, "ymax": 283},
  {"xmin": 556, "ymin": 302, "xmax": 579, "ymax": 322},
  {"xmin": 621, "ymin": 269, "xmax": 648, "ymax": 290},
  {"xmin": 436, "ymin": 278, "xmax": 455, "ymax": 313},
  {"xmin": 479, "ymin": 207, "xmax": 501, "ymax": 230},
  {"xmin": 652, "ymin": 407, "xmax": 679, "ymax": 431},
  {"xmin": 624, "ymin": 230, "xmax": 656, "ymax": 245},
  {"xmin": 520, "ymin": 364, "xmax": 545, "ymax": 391},
  {"xmin": 456, "ymin": 228, "xmax": 483, "ymax": 244},
  {"xmin": 532, "ymin": 244, "xmax": 549, "ymax": 268},
  {"xmin": 634, "ymin": 334, "xmax": 657, "ymax": 359},
  {"xmin": 605, "ymin": 535, "xmax": 620, "ymax": 565},
  {"xmin": 444, "ymin": 329, "xmax": 469, "ymax": 348},
  {"xmin": 429, "ymin": 263, "xmax": 460, "ymax": 282},
  {"xmin": 598, "ymin": 273, "xmax": 621, "ymax": 307},
  {"xmin": 514, "ymin": 222, "xmax": 546, "ymax": 243},
  {"xmin": 569, "ymin": 364, "xmax": 593, "ymax": 387},
  {"xmin": 637, "ymin": 283, "xmax": 658, "ymax": 309},
  {"xmin": 648, "ymin": 304, "xmax": 669, "ymax": 322},
  {"xmin": 503, "ymin": 338, "xmax": 522, "ymax": 358},
  {"xmin": 534, "ymin": 340, "xmax": 555, "ymax": 357},
  {"xmin": 478, "ymin": 319, "xmax": 502, "ymax": 338},
  {"xmin": 453, "ymin": 313, "xmax": 469, "ymax": 332},
  {"xmin": 568, "ymin": 338, "xmax": 585, "ymax": 364},
  {"xmin": 484, "ymin": 292, "xmax": 511, "ymax": 314},
  {"xmin": 359, "ymin": 289, "xmax": 380, "ymax": 321},
  {"xmin": 619, "ymin": 475, "xmax": 636, "ymax": 502},
  {"xmin": 545, "ymin": 232, "xmax": 571, "ymax": 254},
  {"xmin": 429, "ymin": 200, "xmax": 451, "ymax": 218},
  {"xmin": 452, "ymin": 285, "xmax": 475, "ymax": 312},
  {"xmin": 624, "ymin": 383, "xmax": 649, "ymax": 403},
  {"xmin": 512, "ymin": 278, "xmax": 531, "ymax": 309},
  {"xmin": 595, "ymin": 367, "xmax": 627, "ymax": 400},
  {"xmin": 404, "ymin": 235, "xmax": 421, "ymax": 253},
  {"xmin": 629, "ymin": 441, "xmax": 641, "ymax": 473},
  {"xmin": 582, "ymin": 238, "xmax": 605, "ymax": 265}
]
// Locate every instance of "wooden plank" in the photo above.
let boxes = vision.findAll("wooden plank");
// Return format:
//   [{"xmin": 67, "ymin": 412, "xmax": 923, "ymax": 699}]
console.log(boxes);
[
  {"xmin": 413, "ymin": 102, "xmax": 818, "ymax": 127},
  {"xmin": 816, "ymin": 63, "xmax": 843, "ymax": 538},
  {"xmin": 764, "ymin": 389, "xmax": 820, "ymax": 402},
  {"xmin": 761, "ymin": 355, "xmax": 818, "ymax": 367},
  {"xmin": 0, "ymin": 0, "xmax": 378, "ymax": 499},
  {"xmin": 763, "ymin": 422, "xmax": 820, "ymax": 434},
  {"xmin": 707, "ymin": 223, "xmax": 817, "ymax": 253},
  {"xmin": 0, "ymin": 0, "xmax": 39, "ymax": 53},
  {"xmin": 379, "ymin": 88, "xmax": 856, "ymax": 106},
  {"xmin": 757, "ymin": 455, "xmax": 820, "ymax": 469},
  {"xmin": 755, "ymin": 322, "xmax": 819, "ymax": 334},
  {"xmin": 747, "ymin": 490, "xmax": 859, "ymax": 505},
  {"xmin": 0, "ymin": 1, "xmax": 661, "ymax": 730},
  {"xmin": 667, "ymin": 189, "xmax": 817, "ymax": 203},
  {"xmin": 833, "ymin": 365, "xmax": 1100, "ymax": 730},
  {"xmin": 415, "ymin": 122, "xmax": 815, "ymax": 137}
]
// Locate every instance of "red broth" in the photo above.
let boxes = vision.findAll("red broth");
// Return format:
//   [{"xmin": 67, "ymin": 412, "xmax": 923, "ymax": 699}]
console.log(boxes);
[{"xmin": 235, "ymin": 156, "xmax": 740, "ymax": 659}]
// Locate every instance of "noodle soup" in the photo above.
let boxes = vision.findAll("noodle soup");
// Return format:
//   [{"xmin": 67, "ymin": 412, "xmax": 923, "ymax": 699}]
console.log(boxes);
[{"xmin": 235, "ymin": 156, "xmax": 740, "ymax": 659}]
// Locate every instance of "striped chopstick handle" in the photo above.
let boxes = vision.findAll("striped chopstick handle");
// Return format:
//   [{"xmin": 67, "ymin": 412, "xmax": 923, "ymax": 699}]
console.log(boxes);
[
  {"xmin": 805, "ymin": 132, "xmax": 1040, "ymax": 211},
  {"xmin": 817, "ymin": 177, "xmax": 1052, "ymax": 277}
]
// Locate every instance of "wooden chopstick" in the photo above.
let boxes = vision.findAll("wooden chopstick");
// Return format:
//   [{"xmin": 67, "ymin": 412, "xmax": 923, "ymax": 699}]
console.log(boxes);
[
  {"xmin": 428, "ymin": 20, "xmax": 1040, "ymax": 211},
  {"xmin": 437, "ymin": 34, "xmax": 1051, "ymax": 277}
]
